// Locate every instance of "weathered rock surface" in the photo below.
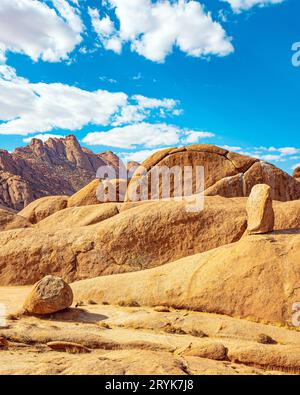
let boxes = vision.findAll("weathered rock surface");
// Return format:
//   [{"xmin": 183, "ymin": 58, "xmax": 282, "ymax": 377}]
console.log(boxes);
[
  {"xmin": 246, "ymin": 184, "xmax": 274, "ymax": 234},
  {"xmin": 274, "ymin": 200, "xmax": 300, "ymax": 230},
  {"xmin": 126, "ymin": 145, "xmax": 300, "ymax": 202},
  {"xmin": 0, "ymin": 196, "xmax": 300, "ymax": 285},
  {"xmin": 36, "ymin": 204, "xmax": 120, "ymax": 232},
  {"xmin": 0, "ymin": 171, "xmax": 33, "ymax": 211},
  {"xmin": 68, "ymin": 178, "xmax": 128, "ymax": 207},
  {"xmin": 179, "ymin": 343, "xmax": 228, "ymax": 361},
  {"xmin": 2, "ymin": 286, "xmax": 300, "ymax": 375},
  {"xmin": 98, "ymin": 151, "xmax": 124, "ymax": 178},
  {"xmin": 97, "ymin": 179, "xmax": 128, "ymax": 203},
  {"xmin": 19, "ymin": 195, "xmax": 69, "ymax": 224},
  {"xmin": 294, "ymin": 166, "xmax": 300, "ymax": 180},
  {"xmin": 67, "ymin": 179, "xmax": 100, "ymax": 207},
  {"xmin": 72, "ymin": 231, "xmax": 300, "ymax": 326},
  {"xmin": 0, "ymin": 196, "xmax": 248, "ymax": 285},
  {"xmin": 23, "ymin": 275, "xmax": 73, "ymax": 315},
  {"xmin": 0, "ymin": 209, "xmax": 30, "ymax": 231},
  {"xmin": 0, "ymin": 135, "xmax": 121, "ymax": 210}
]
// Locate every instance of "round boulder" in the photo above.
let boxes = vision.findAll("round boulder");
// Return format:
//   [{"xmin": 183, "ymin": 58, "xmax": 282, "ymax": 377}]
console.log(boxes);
[{"xmin": 23, "ymin": 275, "xmax": 73, "ymax": 315}]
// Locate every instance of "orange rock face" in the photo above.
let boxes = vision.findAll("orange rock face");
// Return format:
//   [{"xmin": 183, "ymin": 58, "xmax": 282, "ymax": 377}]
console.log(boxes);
[
  {"xmin": 0, "ymin": 195, "xmax": 299, "ymax": 286},
  {"xmin": 0, "ymin": 208, "xmax": 31, "ymax": 231},
  {"xmin": 19, "ymin": 195, "xmax": 69, "ymax": 224},
  {"xmin": 246, "ymin": 184, "xmax": 274, "ymax": 235},
  {"xmin": 0, "ymin": 197, "xmax": 248, "ymax": 285},
  {"xmin": 72, "ymin": 231, "xmax": 300, "ymax": 326},
  {"xmin": 23, "ymin": 275, "xmax": 73, "ymax": 315},
  {"xmin": 126, "ymin": 145, "xmax": 300, "ymax": 202}
]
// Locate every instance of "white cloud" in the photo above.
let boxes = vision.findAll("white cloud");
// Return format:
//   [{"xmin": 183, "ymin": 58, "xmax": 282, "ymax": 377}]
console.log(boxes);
[
  {"xmin": 220, "ymin": 144, "xmax": 300, "ymax": 165},
  {"xmin": 23, "ymin": 133, "xmax": 65, "ymax": 143},
  {"xmin": 222, "ymin": 0, "xmax": 285, "ymax": 12},
  {"xmin": 82, "ymin": 122, "xmax": 214, "ymax": 149},
  {"xmin": 0, "ymin": 66, "xmax": 180, "ymax": 135},
  {"xmin": 253, "ymin": 146, "xmax": 300, "ymax": 159},
  {"xmin": 112, "ymin": 95, "xmax": 181, "ymax": 126},
  {"xmin": 88, "ymin": 7, "xmax": 122, "ymax": 54},
  {"xmin": 120, "ymin": 149, "xmax": 163, "ymax": 163},
  {"xmin": 259, "ymin": 154, "xmax": 287, "ymax": 162},
  {"xmin": 0, "ymin": 0, "xmax": 83, "ymax": 63},
  {"xmin": 277, "ymin": 147, "xmax": 300, "ymax": 156},
  {"xmin": 183, "ymin": 131, "xmax": 215, "ymax": 143},
  {"xmin": 222, "ymin": 145, "xmax": 242, "ymax": 151},
  {"xmin": 89, "ymin": 0, "xmax": 233, "ymax": 62},
  {"xmin": 52, "ymin": 0, "xmax": 83, "ymax": 33},
  {"xmin": 292, "ymin": 163, "xmax": 300, "ymax": 170},
  {"xmin": 132, "ymin": 95, "xmax": 178, "ymax": 110}
]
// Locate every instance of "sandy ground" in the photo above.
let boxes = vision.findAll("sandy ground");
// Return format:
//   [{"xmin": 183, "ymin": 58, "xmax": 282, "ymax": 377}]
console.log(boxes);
[{"xmin": 1, "ymin": 286, "xmax": 300, "ymax": 375}]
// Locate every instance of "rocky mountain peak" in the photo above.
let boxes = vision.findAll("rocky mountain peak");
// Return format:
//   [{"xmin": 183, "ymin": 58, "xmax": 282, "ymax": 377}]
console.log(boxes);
[{"xmin": 0, "ymin": 135, "xmax": 120, "ymax": 210}]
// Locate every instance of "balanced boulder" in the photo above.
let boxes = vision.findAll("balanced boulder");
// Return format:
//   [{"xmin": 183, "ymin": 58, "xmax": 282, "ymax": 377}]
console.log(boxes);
[
  {"xmin": 246, "ymin": 184, "xmax": 274, "ymax": 235},
  {"xmin": 23, "ymin": 275, "xmax": 73, "ymax": 315}
]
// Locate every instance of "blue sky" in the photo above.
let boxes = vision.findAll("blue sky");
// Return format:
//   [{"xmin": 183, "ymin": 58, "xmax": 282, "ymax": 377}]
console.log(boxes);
[{"xmin": 0, "ymin": 0, "xmax": 299, "ymax": 173}]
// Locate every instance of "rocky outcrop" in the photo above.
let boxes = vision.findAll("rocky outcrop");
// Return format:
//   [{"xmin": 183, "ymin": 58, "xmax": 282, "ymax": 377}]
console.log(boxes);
[
  {"xmin": 1, "ymin": 195, "xmax": 300, "ymax": 286},
  {"xmin": 68, "ymin": 179, "xmax": 101, "ymax": 207},
  {"xmin": 127, "ymin": 161, "xmax": 140, "ymax": 178},
  {"xmin": 98, "ymin": 151, "xmax": 124, "ymax": 178},
  {"xmin": 72, "ymin": 231, "xmax": 300, "ymax": 326},
  {"xmin": 68, "ymin": 178, "xmax": 128, "ymax": 207},
  {"xmin": 36, "ymin": 203, "xmax": 120, "ymax": 232},
  {"xmin": 23, "ymin": 275, "xmax": 73, "ymax": 315},
  {"xmin": 294, "ymin": 166, "xmax": 300, "ymax": 180},
  {"xmin": 0, "ymin": 196, "xmax": 248, "ymax": 285},
  {"xmin": 126, "ymin": 145, "xmax": 300, "ymax": 202},
  {"xmin": 0, "ymin": 208, "xmax": 31, "ymax": 231},
  {"xmin": 0, "ymin": 171, "xmax": 34, "ymax": 210},
  {"xmin": 19, "ymin": 196, "xmax": 69, "ymax": 224},
  {"xmin": 246, "ymin": 184, "xmax": 274, "ymax": 235},
  {"xmin": 0, "ymin": 135, "xmax": 121, "ymax": 210}
]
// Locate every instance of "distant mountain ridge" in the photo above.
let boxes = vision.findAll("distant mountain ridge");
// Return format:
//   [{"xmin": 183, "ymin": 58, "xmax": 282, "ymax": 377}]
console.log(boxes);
[{"xmin": 0, "ymin": 135, "xmax": 120, "ymax": 210}]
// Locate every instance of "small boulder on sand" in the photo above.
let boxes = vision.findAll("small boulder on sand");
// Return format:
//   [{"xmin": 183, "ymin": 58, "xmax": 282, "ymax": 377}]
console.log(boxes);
[
  {"xmin": 246, "ymin": 184, "xmax": 274, "ymax": 235},
  {"xmin": 23, "ymin": 275, "xmax": 73, "ymax": 315}
]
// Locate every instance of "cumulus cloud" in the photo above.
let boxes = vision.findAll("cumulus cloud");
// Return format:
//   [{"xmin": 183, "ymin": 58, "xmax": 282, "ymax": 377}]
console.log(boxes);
[
  {"xmin": 82, "ymin": 123, "xmax": 214, "ymax": 149},
  {"xmin": 220, "ymin": 144, "xmax": 300, "ymax": 164},
  {"xmin": 88, "ymin": 7, "xmax": 122, "ymax": 54},
  {"xmin": 0, "ymin": 0, "xmax": 83, "ymax": 63},
  {"xmin": 89, "ymin": 0, "xmax": 233, "ymax": 62},
  {"xmin": 120, "ymin": 149, "xmax": 164, "ymax": 163},
  {"xmin": 182, "ymin": 131, "xmax": 215, "ymax": 144},
  {"xmin": 0, "ymin": 66, "xmax": 181, "ymax": 135},
  {"xmin": 222, "ymin": 0, "xmax": 285, "ymax": 12},
  {"xmin": 112, "ymin": 95, "xmax": 181, "ymax": 126}
]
